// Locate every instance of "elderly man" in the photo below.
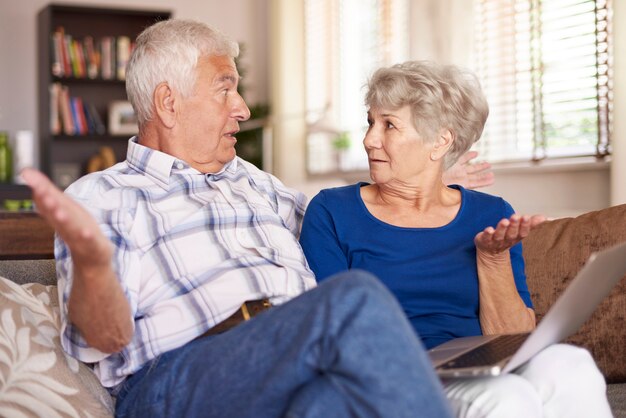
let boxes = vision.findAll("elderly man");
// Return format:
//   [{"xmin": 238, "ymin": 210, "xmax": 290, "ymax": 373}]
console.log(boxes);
[{"xmin": 23, "ymin": 19, "xmax": 495, "ymax": 418}]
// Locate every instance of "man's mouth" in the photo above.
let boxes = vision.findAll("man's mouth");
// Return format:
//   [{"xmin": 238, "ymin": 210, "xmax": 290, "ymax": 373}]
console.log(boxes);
[{"xmin": 224, "ymin": 130, "xmax": 239, "ymax": 139}]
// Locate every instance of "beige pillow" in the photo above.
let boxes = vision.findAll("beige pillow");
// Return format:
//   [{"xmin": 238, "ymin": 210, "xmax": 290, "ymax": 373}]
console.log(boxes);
[
  {"xmin": 0, "ymin": 277, "xmax": 114, "ymax": 417},
  {"xmin": 523, "ymin": 204, "xmax": 626, "ymax": 383}
]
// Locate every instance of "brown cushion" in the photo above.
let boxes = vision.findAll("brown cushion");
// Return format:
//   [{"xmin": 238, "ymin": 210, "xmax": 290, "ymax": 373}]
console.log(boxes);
[{"xmin": 523, "ymin": 204, "xmax": 626, "ymax": 383}]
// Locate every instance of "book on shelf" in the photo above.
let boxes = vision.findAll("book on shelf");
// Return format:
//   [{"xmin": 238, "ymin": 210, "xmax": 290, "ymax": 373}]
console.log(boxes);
[
  {"xmin": 71, "ymin": 97, "xmax": 89, "ymax": 135},
  {"xmin": 83, "ymin": 36, "xmax": 99, "ymax": 79},
  {"xmin": 116, "ymin": 36, "xmax": 131, "ymax": 80},
  {"xmin": 100, "ymin": 36, "xmax": 113, "ymax": 80},
  {"xmin": 59, "ymin": 84, "xmax": 75, "ymax": 135},
  {"xmin": 49, "ymin": 83, "xmax": 61, "ymax": 134},
  {"xmin": 50, "ymin": 83, "xmax": 106, "ymax": 136},
  {"xmin": 51, "ymin": 27, "xmax": 131, "ymax": 80},
  {"xmin": 50, "ymin": 30, "xmax": 63, "ymax": 77},
  {"xmin": 86, "ymin": 102, "xmax": 106, "ymax": 135}
]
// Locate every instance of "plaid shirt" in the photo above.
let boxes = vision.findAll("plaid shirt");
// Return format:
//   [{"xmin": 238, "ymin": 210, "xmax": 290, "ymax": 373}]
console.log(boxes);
[{"xmin": 55, "ymin": 138, "xmax": 316, "ymax": 388}]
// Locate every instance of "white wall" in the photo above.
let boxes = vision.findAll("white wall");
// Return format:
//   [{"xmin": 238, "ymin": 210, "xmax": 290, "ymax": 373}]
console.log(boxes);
[
  {"xmin": 0, "ymin": 0, "xmax": 269, "ymax": 168},
  {"xmin": 1, "ymin": 0, "xmax": 622, "ymax": 217}
]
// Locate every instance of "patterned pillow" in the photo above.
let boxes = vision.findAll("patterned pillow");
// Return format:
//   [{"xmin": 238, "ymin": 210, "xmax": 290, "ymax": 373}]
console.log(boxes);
[{"xmin": 0, "ymin": 276, "xmax": 114, "ymax": 417}]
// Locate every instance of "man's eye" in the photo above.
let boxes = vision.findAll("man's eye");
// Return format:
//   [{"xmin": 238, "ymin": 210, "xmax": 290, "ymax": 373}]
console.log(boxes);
[
  {"xmin": 367, "ymin": 119, "xmax": 373, "ymax": 126},
  {"xmin": 386, "ymin": 122, "xmax": 395, "ymax": 129}
]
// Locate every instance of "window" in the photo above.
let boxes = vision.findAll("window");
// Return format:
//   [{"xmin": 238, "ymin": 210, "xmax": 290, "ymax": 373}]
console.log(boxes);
[
  {"xmin": 473, "ymin": 0, "xmax": 613, "ymax": 163},
  {"xmin": 305, "ymin": 0, "xmax": 408, "ymax": 174}
]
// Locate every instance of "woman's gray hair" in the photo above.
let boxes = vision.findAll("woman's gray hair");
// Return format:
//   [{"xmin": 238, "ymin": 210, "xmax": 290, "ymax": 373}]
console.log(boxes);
[
  {"xmin": 126, "ymin": 19, "xmax": 239, "ymax": 125},
  {"xmin": 365, "ymin": 61, "xmax": 489, "ymax": 169}
]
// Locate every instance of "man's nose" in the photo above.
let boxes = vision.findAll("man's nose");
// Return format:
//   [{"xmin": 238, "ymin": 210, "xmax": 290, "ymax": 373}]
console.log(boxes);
[{"xmin": 232, "ymin": 93, "xmax": 251, "ymax": 121}]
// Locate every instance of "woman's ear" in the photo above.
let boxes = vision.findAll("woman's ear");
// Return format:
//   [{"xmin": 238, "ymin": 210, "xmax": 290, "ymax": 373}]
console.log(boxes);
[
  {"xmin": 153, "ymin": 82, "xmax": 177, "ymax": 128},
  {"xmin": 430, "ymin": 128, "xmax": 455, "ymax": 161}
]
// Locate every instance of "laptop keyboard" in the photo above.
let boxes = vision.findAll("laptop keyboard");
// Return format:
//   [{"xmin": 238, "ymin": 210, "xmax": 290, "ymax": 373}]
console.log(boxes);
[{"xmin": 438, "ymin": 333, "xmax": 530, "ymax": 369}]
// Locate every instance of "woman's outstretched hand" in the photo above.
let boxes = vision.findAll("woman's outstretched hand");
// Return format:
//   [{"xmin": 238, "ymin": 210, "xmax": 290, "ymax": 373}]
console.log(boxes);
[{"xmin": 474, "ymin": 214, "xmax": 546, "ymax": 255}]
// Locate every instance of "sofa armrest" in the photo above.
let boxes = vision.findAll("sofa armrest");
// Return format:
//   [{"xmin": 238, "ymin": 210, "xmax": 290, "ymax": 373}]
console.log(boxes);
[{"xmin": 523, "ymin": 204, "xmax": 626, "ymax": 383}]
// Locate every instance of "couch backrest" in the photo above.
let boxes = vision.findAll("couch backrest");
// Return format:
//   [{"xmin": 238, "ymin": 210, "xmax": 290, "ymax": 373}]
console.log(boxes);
[
  {"xmin": 523, "ymin": 204, "xmax": 626, "ymax": 383},
  {"xmin": 0, "ymin": 259, "xmax": 57, "ymax": 286}
]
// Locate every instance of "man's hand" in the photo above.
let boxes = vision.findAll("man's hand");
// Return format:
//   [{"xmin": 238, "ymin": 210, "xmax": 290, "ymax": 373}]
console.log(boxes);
[
  {"xmin": 443, "ymin": 150, "xmax": 494, "ymax": 189},
  {"xmin": 474, "ymin": 214, "xmax": 546, "ymax": 256}
]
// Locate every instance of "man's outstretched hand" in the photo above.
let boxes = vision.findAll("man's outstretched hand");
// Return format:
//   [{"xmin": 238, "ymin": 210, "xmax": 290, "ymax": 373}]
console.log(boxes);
[
  {"xmin": 443, "ymin": 150, "xmax": 495, "ymax": 189},
  {"xmin": 22, "ymin": 168, "xmax": 133, "ymax": 353}
]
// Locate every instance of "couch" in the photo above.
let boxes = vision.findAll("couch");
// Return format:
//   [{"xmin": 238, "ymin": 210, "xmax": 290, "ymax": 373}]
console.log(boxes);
[{"xmin": 0, "ymin": 205, "xmax": 625, "ymax": 417}]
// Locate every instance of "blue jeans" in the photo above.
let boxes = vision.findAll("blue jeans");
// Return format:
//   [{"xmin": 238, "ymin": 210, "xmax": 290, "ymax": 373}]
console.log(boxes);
[{"xmin": 114, "ymin": 271, "xmax": 452, "ymax": 417}]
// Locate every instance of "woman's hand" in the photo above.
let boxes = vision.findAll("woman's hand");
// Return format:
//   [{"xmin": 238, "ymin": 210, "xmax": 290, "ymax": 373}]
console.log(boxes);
[
  {"xmin": 443, "ymin": 150, "xmax": 495, "ymax": 189},
  {"xmin": 475, "ymin": 214, "xmax": 546, "ymax": 256}
]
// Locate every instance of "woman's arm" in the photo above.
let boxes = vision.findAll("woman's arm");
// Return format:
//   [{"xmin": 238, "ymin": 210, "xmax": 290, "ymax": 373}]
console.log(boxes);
[
  {"xmin": 474, "ymin": 214, "xmax": 545, "ymax": 335},
  {"xmin": 299, "ymin": 193, "xmax": 350, "ymax": 282}
]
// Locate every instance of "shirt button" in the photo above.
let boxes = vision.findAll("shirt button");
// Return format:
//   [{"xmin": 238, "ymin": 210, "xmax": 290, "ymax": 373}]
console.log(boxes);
[{"xmin": 176, "ymin": 162, "xmax": 184, "ymax": 169}]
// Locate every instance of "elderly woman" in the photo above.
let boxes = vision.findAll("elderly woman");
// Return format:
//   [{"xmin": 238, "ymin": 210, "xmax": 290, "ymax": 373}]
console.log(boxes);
[{"xmin": 299, "ymin": 61, "xmax": 611, "ymax": 418}]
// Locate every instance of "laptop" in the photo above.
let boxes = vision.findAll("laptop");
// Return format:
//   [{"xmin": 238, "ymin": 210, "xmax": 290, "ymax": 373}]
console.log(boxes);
[{"xmin": 429, "ymin": 240, "xmax": 626, "ymax": 378}]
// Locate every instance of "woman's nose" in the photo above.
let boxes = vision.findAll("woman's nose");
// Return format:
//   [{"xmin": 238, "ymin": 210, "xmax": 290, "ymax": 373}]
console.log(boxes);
[{"xmin": 363, "ymin": 130, "xmax": 381, "ymax": 149}]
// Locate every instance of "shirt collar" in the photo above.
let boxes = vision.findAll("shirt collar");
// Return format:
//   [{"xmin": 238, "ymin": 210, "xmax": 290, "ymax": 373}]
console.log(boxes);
[{"xmin": 125, "ymin": 137, "xmax": 239, "ymax": 189}]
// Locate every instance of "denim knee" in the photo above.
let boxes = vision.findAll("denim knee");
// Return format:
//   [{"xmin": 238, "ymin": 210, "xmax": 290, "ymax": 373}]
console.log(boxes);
[{"xmin": 318, "ymin": 269, "xmax": 391, "ymax": 300}]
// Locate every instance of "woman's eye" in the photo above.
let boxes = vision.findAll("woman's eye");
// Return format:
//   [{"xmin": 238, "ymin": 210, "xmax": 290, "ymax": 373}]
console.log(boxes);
[{"xmin": 386, "ymin": 121, "xmax": 395, "ymax": 129}]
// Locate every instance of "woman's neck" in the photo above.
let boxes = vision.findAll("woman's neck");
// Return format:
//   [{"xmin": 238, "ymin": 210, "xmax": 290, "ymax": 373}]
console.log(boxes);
[{"xmin": 361, "ymin": 181, "xmax": 462, "ymax": 228}]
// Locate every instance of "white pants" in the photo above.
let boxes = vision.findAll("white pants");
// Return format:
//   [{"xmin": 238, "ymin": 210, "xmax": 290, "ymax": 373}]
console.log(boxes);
[{"xmin": 443, "ymin": 344, "xmax": 613, "ymax": 418}]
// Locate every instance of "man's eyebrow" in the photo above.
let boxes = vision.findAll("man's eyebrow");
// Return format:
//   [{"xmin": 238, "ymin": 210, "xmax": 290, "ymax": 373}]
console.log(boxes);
[{"xmin": 215, "ymin": 74, "xmax": 239, "ymax": 84}]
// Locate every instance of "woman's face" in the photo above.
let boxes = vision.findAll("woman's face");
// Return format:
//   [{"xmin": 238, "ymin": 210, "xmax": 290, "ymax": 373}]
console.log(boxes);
[{"xmin": 363, "ymin": 105, "xmax": 436, "ymax": 185}]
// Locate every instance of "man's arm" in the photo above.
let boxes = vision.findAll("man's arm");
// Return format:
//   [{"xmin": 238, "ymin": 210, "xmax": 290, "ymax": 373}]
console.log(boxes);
[
  {"xmin": 23, "ymin": 168, "xmax": 133, "ymax": 353},
  {"xmin": 443, "ymin": 150, "xmax": 495, "ymax": 189}
]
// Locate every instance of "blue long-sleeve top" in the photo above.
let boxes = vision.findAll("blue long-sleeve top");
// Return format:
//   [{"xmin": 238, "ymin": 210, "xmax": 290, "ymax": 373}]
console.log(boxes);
[{"xmin": 299, "ymin": 183, "xmax": 533, "ymax": 349}]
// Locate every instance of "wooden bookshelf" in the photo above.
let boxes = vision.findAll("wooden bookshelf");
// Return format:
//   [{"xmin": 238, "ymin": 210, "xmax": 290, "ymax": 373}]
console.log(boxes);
[{"xmin": 37, "ymin": 4, "xmax": 171, "ymax": 185}]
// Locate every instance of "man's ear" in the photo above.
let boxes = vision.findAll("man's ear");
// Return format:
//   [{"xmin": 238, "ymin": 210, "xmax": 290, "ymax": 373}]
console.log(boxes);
[
  {"xmin": 430, "ymin": 128, "xmax": 456, "ymax": 161},
  {"xmin": 153, "ymin": 82, "xmax": 177, "ymax": 129}
]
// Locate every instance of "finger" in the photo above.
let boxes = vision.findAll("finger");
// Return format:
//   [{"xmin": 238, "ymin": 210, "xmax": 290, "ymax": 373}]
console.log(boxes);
[
  {"xmin": 457, "ymin": 150, "xmax": 479, "ymax": 165},
  {"xmin": 492, "ymin": 219, "xmax": 510, "ymax": 241},
  {"xmin": 530, "ymin": 214, "xmax": 547, "ymax": 228},
  {"xmin": 518, "ymin": 215, "xmax": 532, "ymax": 238},
  {"xmin": 504, "ymin": 215, "xmax": 521, "ymax": 241},
  {"xmin": 469, "ymin": 172, "xmax": 495, "ymax": 189},
  {"xmin": 474, "ymin": 228, "xmax": 495, "ymax": 249},
  {"xmin": 466, "ymin": 161, "xmax": 492, "ymax": 175}
]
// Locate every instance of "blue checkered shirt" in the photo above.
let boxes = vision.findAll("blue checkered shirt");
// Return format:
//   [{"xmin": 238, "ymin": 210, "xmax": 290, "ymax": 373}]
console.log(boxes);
[{"xmin": 55, "ymin": 138, "xmax": 316, "ymax": 388}]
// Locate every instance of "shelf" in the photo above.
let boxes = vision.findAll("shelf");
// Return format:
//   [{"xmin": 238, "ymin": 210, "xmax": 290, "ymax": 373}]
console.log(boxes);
[
  {"xmin": 37, "ymin": 4, "xmax": 171, "ymax": 183},
  {"xmin": 0, "ymin": 184, "xmax": 32, "ymax": 201}
]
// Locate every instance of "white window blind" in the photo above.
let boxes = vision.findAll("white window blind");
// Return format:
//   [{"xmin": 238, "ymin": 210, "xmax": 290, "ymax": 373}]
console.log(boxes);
[
  {"xmin": 305, "ymin": 0, "xmax": 408, "ymax": 174},
  {"xmin": 473, "ymin": 0, "xmax": 612, "ymax": 162}
]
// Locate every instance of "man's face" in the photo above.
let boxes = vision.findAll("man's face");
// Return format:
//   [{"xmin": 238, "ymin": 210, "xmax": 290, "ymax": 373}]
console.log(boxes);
[{"xmin": 175, "ymin": 55, "xmax": 250, "ymax": 173}]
